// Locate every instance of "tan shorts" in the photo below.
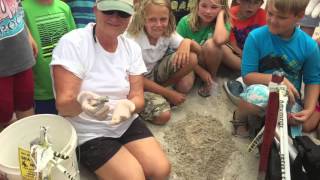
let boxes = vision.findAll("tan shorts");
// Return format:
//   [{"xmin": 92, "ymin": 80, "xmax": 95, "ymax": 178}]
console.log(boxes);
[
  {"xmin": 139, "ymin": 92, "xmax": 171, "ymax": 122},
  {"xmin": 141, "ymin": 52, "xmax": 176, "ymax": 121},
  {"xmin": 145, "ymin": 52, "xmax": 176, "ymax": 84}
]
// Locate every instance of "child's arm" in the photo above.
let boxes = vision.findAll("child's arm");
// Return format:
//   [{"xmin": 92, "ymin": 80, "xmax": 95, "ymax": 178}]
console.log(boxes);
[
  {"xmin": 173, "ymin": 39, "xmax": 191, "ymax": 70},
  {"xmin": 229, "ymin": 40, "xmax": 242, "ymax": 56},
  {"xmin": 212, "ymin": 10, "xmax": 229, "ymax": 46},
  {"xmin": 143, "ymin": 77, "xmax": 186, "ymax": 105},
  {"xmin": 173, "ymin": 39, "xmax": 202, "ymax": 69},
  {"xmin": 26, "ymin": 26, "xmax": 38, "ymax": 58},
  {"xmin": 292, "ymin": 84, "xmax": 320, "ymax": 123},
  {"xmin": 190, "ymin": 39, "xmax": 202, "ymax": 55},
  {"xmin": 244, "ymin": 73, "xmax": 300, "ymax": 104},
  {"xmin": 229, "ymin": 30, "xmax": 242, "ymax": 56}
]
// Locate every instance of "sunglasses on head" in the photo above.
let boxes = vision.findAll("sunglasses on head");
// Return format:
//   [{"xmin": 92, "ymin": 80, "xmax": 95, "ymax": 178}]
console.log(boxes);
[{"xmin": 102, "ymin": 10, "xmax": 131, "ymax": 18}]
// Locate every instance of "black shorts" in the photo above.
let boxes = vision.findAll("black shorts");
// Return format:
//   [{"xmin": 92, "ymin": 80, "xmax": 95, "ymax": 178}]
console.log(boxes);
[{"xmin": 76, "ymin": 116, "xmax": 153, "ymax": 172}]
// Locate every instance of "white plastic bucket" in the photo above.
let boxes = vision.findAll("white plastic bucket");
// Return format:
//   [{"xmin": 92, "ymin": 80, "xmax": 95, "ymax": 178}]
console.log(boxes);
[{"xmin": 0, "ymin": 114, "xmax": 79, "ymax": 180}]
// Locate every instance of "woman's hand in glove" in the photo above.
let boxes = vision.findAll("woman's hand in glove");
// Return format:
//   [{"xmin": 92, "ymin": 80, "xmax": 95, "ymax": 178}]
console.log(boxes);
[
  {"xmin": 111, "ymin": 100, "xmax": 135, "ymax": 124},
  {"xmin": 77, "ymin": 91, "xmax": 110, "ymax": 120}
]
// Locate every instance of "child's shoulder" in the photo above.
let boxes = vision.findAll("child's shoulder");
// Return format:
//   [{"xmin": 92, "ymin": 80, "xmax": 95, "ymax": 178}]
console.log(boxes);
[
  {"xmin": 22, "ymin": 0, "xmax": 70, "ymax": 10},
  {"xmin": 249, "ymin": 25, "xmax": 268, "ymax": 36},
  {"xmin": 56, "ymin": 0, "xmax": 72, "ymax": 9},
  {"xmin": 177, "ymin": 15, "xmax": 191, "ymax": 25},
  {"xmin": 295, "ymin": 28, "xmax": 318, "ymax": 48}
]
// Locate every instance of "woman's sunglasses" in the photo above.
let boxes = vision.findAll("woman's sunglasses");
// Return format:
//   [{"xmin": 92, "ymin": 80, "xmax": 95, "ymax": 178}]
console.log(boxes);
[{"xmin": 102, "ymin": 10, "xmax": 131, "ymax": 18}]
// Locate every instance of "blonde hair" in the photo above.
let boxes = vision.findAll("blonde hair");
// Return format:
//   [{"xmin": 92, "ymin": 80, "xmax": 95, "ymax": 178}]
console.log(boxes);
[
  {"xmin": 127, "ymin": 0, "xmax": 176, "ymax": 37},
  {"xmin": 267, "ymin": 0, "xmax": 309, "ymax": 15},
  {"xmin": 189, "ymin": 0, "xmax": 230, "ymax": 32}
]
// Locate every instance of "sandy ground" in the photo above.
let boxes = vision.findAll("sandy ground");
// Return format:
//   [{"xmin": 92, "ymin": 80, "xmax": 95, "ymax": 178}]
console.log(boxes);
[
  {"xmin": 78, "ymin": 68, "xmax": 260, "ymax": 180},
  {"xmin": 147, "ymin": 75, "xmax": 259, "ymax": 180},
  {"xmin": 0, "ymin": 69, "xmax": 259, "ymax": 180}
]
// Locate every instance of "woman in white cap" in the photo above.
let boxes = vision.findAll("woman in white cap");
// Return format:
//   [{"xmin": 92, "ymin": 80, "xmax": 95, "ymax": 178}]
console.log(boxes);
[{"xmin": 51, "ymin": 0, "xmax": 171, "ymax": 179}]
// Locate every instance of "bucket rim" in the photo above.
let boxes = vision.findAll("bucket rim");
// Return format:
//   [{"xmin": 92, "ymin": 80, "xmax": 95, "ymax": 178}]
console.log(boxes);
[{"xmin": 0, "ymin": 114, "xmax": 77, "ymax": 171}]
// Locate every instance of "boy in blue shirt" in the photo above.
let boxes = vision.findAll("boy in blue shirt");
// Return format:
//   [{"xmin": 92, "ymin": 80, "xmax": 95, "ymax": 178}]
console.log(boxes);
[{"xmin": 232, "ymin": 0, "xmax": 320, "ymax": 137}]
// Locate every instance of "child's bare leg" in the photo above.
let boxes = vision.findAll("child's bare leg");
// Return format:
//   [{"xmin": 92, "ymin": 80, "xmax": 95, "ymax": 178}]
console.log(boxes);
[
  {"xmin": 15, "ymin": 107, "xmax": 34, "ymax": 120},
  {"xmin": 233, "ymin": 99, "xmax": 263, "ymax": 137},
  {"xmin": 202, "ymin": 40, "xmax": 223, "ymax": 80},
  {"xmin": 194, "ymin": 64, "xmax": 213, "ymax": 85},
  {"xmin": 303, "ymin": 110, "xmax": 320, "ymax": 132},
  {"xmin": 221, "ymin": 45, "xmax": 241, "ymax": 71},
  {"xmin": 162, "ymin": 52, "xmax": 198, "ymax": 86},
  {"xmin": 175, "ymin": 72, "xmax": 195, "ymax": 93}
]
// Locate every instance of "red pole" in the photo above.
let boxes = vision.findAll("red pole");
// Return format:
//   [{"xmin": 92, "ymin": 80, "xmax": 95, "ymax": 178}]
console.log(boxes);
[{"xmin": 258, "ymin": 71, "xmax": 284, "ymax": 179}]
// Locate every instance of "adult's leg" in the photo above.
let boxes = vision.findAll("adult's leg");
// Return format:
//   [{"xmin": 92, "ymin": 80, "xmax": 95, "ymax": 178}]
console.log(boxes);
[
  {"xmin": 78, "ymin": 136, "xmax": 145, "ymax": 180},
  {"xmin": 125, "ymin": 137, "xmax": 171, "ymax": 180},
  {"xmin": 121, "ymin": 118, "xmax": 170, "ymax": 179},
  {"xmin": 95, "ymin": 147, "xmax": 145, "ymax": 180}
]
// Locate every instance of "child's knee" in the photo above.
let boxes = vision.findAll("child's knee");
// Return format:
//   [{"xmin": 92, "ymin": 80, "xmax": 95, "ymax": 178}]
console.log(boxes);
[
  {"xmin": 152, "ymin": 111, "xmax": 171, "ymax": 125},
  {"xmin": 204, "ymin": 39, "xmax": 222, "ymax": 52},
  {"xmin": 176, "ymin": 73, "xmax": 195, "ymax": 93},
  {"xmin": 176, "ymin": 82, "xmax": 193, "ymax": 93}
]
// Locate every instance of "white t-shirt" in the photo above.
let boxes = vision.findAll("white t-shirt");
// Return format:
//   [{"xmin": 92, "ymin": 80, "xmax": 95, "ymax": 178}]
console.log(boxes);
[
  {"xmin": 126, "ymin": 31, "xmax": 183, "ymax": 74},
  {"xmin": 51, "ymin": 23, "xmax": 147, "ymax": 145}
]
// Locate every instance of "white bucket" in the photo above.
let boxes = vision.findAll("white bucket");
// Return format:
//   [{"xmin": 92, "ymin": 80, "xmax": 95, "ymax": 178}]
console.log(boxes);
[{"xmin": 0, "ymin": 114, "xmax": 79, "ymax": 180}]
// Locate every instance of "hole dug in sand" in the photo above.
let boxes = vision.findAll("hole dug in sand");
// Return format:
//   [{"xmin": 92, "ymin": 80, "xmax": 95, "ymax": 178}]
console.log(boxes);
[{"xmin": 164, "ymin": 112, "xmax": 237, "ymax": 179}]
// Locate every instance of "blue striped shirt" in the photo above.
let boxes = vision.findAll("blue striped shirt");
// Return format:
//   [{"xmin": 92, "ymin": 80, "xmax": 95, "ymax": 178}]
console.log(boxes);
[{"xmin": 67, "ymin": 0, "xmax": 96, "ymax": 28}]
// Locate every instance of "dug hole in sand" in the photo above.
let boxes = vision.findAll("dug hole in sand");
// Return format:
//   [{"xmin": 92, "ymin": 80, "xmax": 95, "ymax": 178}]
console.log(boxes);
[{"xmin": 146, "ymin": 73, "xmax": 259, "ymax": 180}]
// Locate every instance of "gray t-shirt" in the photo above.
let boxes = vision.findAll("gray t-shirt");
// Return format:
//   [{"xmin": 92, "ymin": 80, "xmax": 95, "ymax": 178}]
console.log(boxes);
[{"xmin": 0, "ymin": 2, "xmax": 35, "ymax": 77}]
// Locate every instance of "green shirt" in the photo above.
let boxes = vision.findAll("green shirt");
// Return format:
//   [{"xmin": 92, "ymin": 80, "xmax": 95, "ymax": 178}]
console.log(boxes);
[
  {"xmin": 22, "ymin": 0, "xmax": 76, "ymax": 100},
  {"xmin": 176, "ymin": 15, "xmax": 231, "ymax": 45}
]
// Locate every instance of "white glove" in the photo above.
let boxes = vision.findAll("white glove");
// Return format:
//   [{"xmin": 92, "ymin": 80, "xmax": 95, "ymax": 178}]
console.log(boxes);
[
  {"xmin": 305, "ymin": 0, "xmax": 320, "ymax": 18},
  {"xmin": 77, "ymin": 91, "xmax": 110, "ymax": 120},
  {"xmin": 111, "ymin": 100, "xmax": 135, "ymax": 124}
]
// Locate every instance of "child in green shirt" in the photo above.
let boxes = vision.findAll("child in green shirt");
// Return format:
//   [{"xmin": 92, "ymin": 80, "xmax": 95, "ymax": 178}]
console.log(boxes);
[
  {"xmin": 177, "ymin": 0, "xmax": 231, "ymax": 97},
  {"xmin": 22, "ymin": 0, "xmax": 76, "ymax": 114}
]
